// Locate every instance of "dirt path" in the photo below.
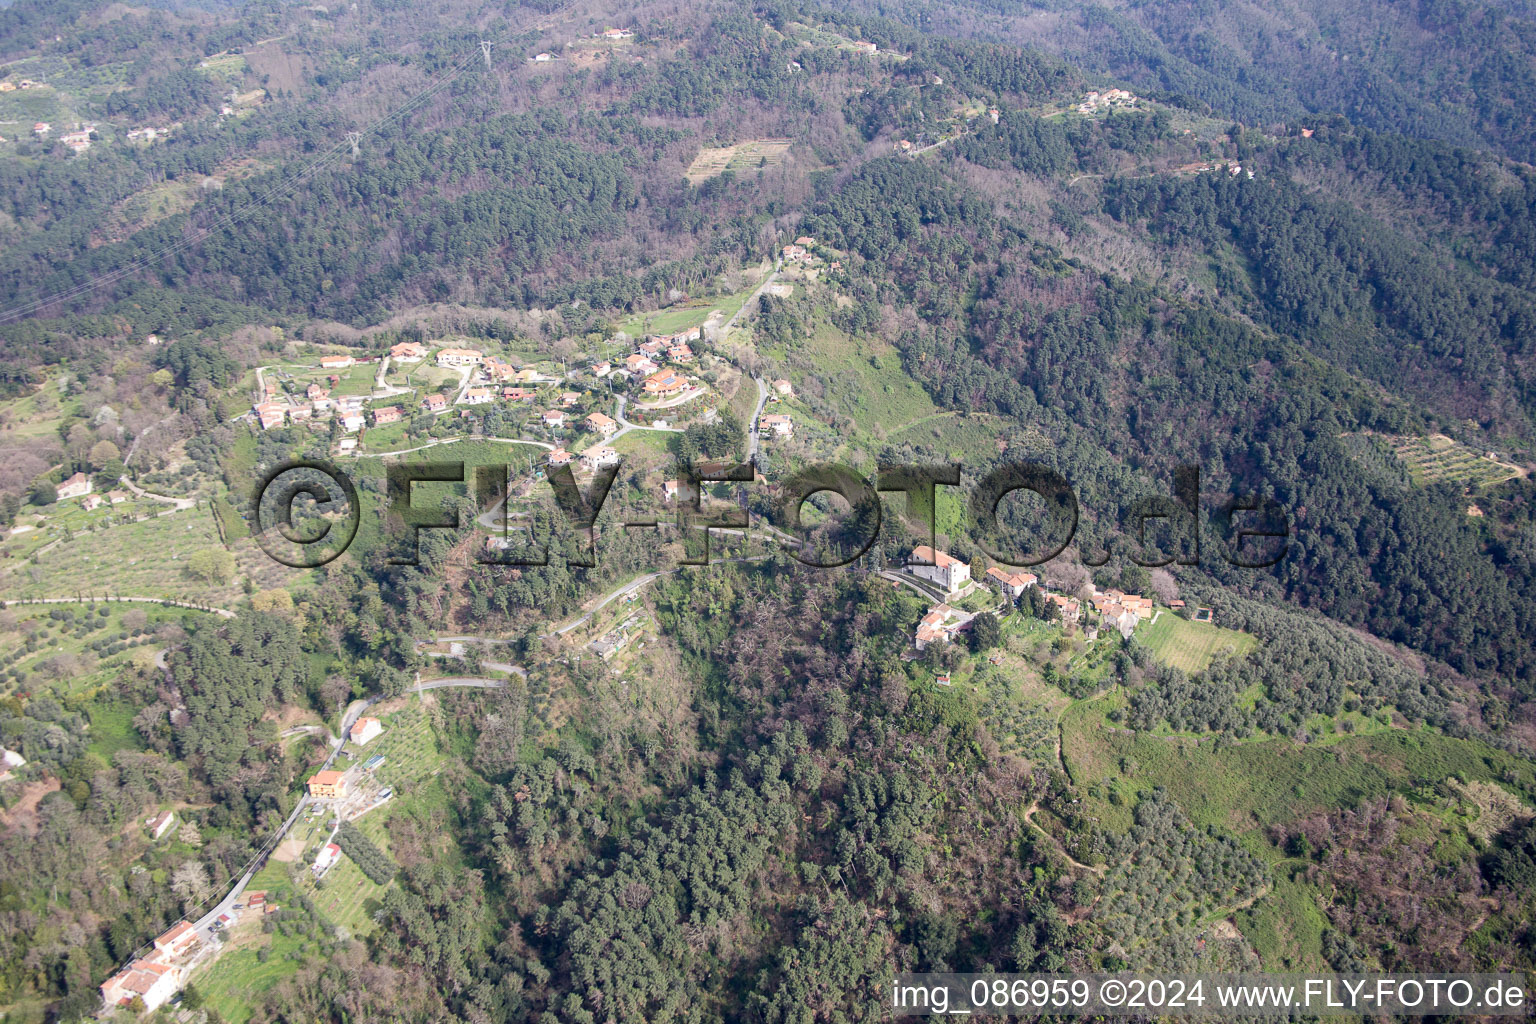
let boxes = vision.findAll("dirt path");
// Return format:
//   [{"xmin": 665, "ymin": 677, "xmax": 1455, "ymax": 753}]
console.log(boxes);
[{"xmin": 1023, "ymin": 800, "xmax": 1106, "ymax": 875}]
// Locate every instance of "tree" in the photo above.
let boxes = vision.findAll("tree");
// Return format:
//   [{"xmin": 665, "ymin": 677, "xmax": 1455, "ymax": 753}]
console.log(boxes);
[
  {"xmin": 187, "ymin": 549, "xmax": 237, "ymax": 584},
  {"xmin": 89, "ymin": 440, "xmax": 122, "ymax": 468},
  {"xmin": 250, "ymin": 588, "xmax": 294, "ymax": 615},
  {"xmin": 170, "ymin": 860, "xmax": 211, "ymax": 910},
  {"xmin": 30, "ymin": 480, "xmax": 57, "ymax": 506},
  {"xmin": 969, "ymin": 612, "xmax": 1002, "ymax": 652}
]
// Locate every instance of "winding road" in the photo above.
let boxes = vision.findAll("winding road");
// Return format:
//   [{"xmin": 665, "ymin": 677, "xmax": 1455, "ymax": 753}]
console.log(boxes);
[{"xmin": 184, "ymin": 671, "xmax": 516, "ymax": 946}]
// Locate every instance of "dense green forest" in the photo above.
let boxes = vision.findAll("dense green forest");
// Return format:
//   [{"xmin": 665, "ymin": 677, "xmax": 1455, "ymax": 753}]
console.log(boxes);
[{"xmin": 0, "ymin": 0, "xmax": 1534, "ymax": 1021}]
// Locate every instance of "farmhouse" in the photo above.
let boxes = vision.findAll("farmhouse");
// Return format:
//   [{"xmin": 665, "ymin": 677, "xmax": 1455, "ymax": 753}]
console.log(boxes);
[
  {"xmin": 314, "ymin": 842, "xmax": 341, "ymax": 871},
  {"xmin": 390, "ymin": 341, "xmax": 427, "ymax": 361},
  {"xmin": 339, "ymin": 412, "xmax": 365, "ymax": 433},
  {"xmin": 460, "ymin": 387, "xmax": 493, "ymax": 405},
  {"xmin": 436, "ymin": 347, "xmax": 483, "ymax": 367},
  {"xmin": 147, "ymin": 809, "xmax": 177, "ymax": 840},
  {"xmin": 372, "ymin": 406, "xmax": 403, "ymax": 426},
  {"xmin": 307, "ymin": 770, "xmax": 346, "ymax": 798},
  {"xmin": 542, "ymin": 410, "xmax": 566, "ymax": 428},
  {"xmin": 585, "ymin": 411, "xmax": 618, "ymax": 436},
  {"xmin": 914, "ymin": 605, "xmax": 961, "ymax": 651},
  {"xmin": 421, "ymin": 393, "xmax": 448, "ymax": 412},
  {"xmin": 57, "ymin": 472, "xmax": 93, "ymax": 500},
  {"xmin": 560, "ymin": 391, "xmax": 582, "ymax": 407},
  {"xmin": 254, "ymin": 403, "xmax": 287, "ymax": 430},
  {"xmin": 547, "ymin": 448, "xmax": 575, "ymax": 467},
  {"xmin": 1047, "ymin": 594, "xmax": 1081, "ymax": 623},
  {"xmin": 319, "ymin": 355, "xmax": 354, "ymax": 370},
  {"xmin": 624, "ymin": 354, "xmax": 659, "ymax": 376},
  {"xmin": 909, "ymin": 546, "xmax": 970, "ymax": 595},
  {"xmin": 482, "ymin": 359, "xmax": 518, "ymax": 383},
  {"xmin": 772, "ymin": 378, "xmax": 793, "ymax": 396},
  {"xmin": 668, "ymin": 344, "xmax": 694, "ymax": 363},
  {"xmin": 350, "ymin": 716, "xmax": 382, "ymax": 745},
  {"xmin": 307, "ymin": 383, "xmax": 330, "ymax": 400}
]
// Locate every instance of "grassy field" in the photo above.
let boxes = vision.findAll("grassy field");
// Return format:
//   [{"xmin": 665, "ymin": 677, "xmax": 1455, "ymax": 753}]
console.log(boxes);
[
  {"xmin": 616, "ymin": 268, "xmax": 771, "ymax": 337},
  {"xmin": 789, "ymin": 324, "xmax": 940, "ymax": 436},
  {"xmin": 1137, "ymin": 612, "xmax": 1257, "ymax": 673},
  {"xmin": 0, "ymin": 376, "xmax": 74, "ymax": 438},
  {"xmin": 195, "ymin": 928, "xmax": 311, "ymax": 1024}
]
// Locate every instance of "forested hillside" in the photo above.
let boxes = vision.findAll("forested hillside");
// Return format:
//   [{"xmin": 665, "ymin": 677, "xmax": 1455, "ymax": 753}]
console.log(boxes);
[{"xmin": 0, "ymin": 0, "xmax": 1533, "ymax": 1021}]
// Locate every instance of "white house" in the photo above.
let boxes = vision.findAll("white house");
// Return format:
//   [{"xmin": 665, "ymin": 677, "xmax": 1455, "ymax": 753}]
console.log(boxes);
[
  {"xmin": 314, "ymin": 842, "xmax": 342, "ymax": 871},
  {"xmin": 147, "ymin": 809, "xmax": 176, "ymax": 840},
  {"xmin": 909, "ymin": 546, "xmax": 970, "ymax": 595},
  {"xmin": 350, "ymin": 716, "xmax": 382, "ymax": 745},
  {"xmin": 985, "ymin": 566, "xmax": 1037, "ymax": 601},
  {"xmin": 760, "ymin": 414, "xmax": 793, "ymax": 437},
  {"xmin": 339, "ymin": 412, "xmax": 365, "ymax": 433},
  {"xmin": 153, "ymin": 922, "xmax": 199, "ymax": 960},
  {"xmin": 56, "ymin": 472, "xmax": 93, "ymax": 500},
  {"xmin": 436, "ymin": 347, "xmax": 483, "ymax": 367},
  {"xmin": 460, "ymin": 387, "xmax": 493, "ymax": 405},
  {"xmin": 101, "ymin": 959, "xmax": 182, "ymax": 1011},
  {"xmin": 581, "ymin": 445, "xmax": 620, "ymax": 472}
]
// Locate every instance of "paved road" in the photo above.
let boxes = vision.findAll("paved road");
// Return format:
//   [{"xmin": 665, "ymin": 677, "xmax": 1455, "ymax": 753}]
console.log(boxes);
[
  {"xmin": 608, "ymin": 393, "xmax": 685, "ymax": 445},
  {"xmin": 721, "ymin": 265, "xmax": 780, "ymax": 336},
  {"xmin": 876, "ymin": 569, "xmax": 949, "ymax": 603},
  {"xmin": 181, "ymin": 673, "xmax": 514, "ymax": 947},
  {"xmin": 117, "ymin": 474, "xmax": 197, "ymax": 512},
  {"xmin": 550, "ymin": 569, "xmax": 679, "ymax": 636},
  {"xmin": 746, "ymin": 376, "xmax": 769, "ymax": 461}
]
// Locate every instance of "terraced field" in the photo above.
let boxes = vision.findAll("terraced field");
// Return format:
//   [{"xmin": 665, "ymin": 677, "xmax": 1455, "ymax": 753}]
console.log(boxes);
[
  {"xmin": 1382, "ymin": 433, "xmax": 1525, "ymax": 488},
  {"xmin": 685, "ymin": 139, "xmax": 792, "ymax": 183}
]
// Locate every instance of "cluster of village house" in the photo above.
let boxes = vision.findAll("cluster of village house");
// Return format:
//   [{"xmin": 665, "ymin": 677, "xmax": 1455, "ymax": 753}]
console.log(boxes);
[
  {"xmin": 250, "ymin": 324, "xmax": 800, "ymax": 477},
  {"xmin": 48, "ymin": 470, "xmax": 132, "ymax": 512},
  {"xmin": 99, "ymin": 812, "xmax": 279, "ymax": 1015},
  {"xmin": 904, "ymin": 544, "xmax": 1159, "ymax": 652},
  {"xmin": 253, "ymin": 327, "xmax": 724, "ymax": 463},
  {"xmin": 99, "ymin": 717, "xmax": 395, "ymax": 1011},
  {"xmin": 28, "ymin": 119, "xmax": 95, "ymax": 152},
  {"xmin": 778, "ymin": 235, "xmax": 841, "ymax": 274},
  {"xmin": 1076, "ymin": 88, "xmax": 1139, "ymax": 115}
]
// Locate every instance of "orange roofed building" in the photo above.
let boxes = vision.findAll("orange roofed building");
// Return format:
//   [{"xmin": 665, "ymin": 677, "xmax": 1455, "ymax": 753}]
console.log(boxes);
[{"xmin": 307, "ymin": 769, "xmax": 346, "ymax": 798}]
